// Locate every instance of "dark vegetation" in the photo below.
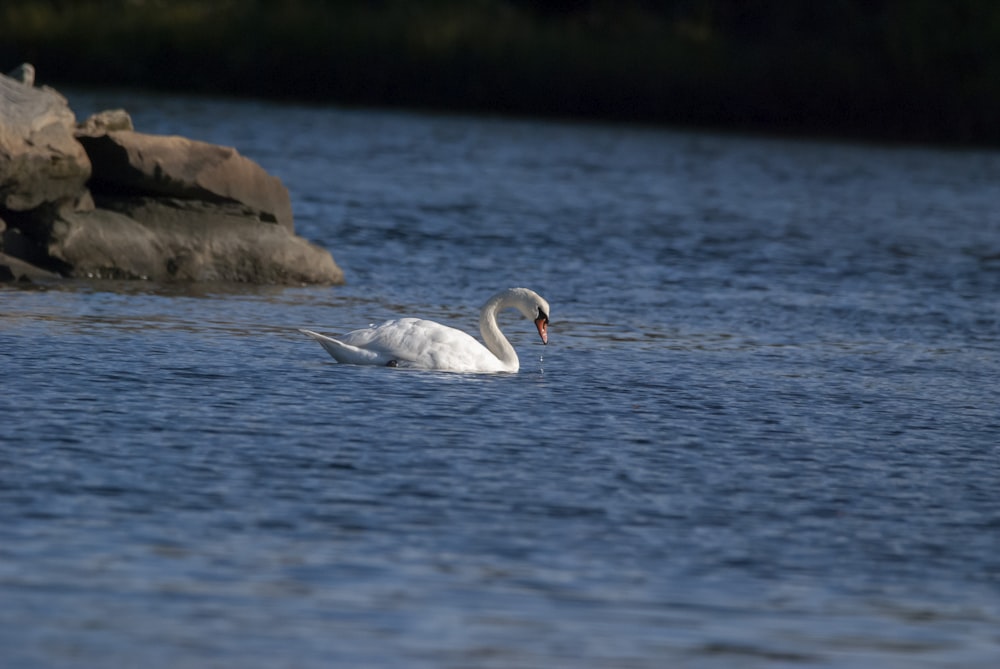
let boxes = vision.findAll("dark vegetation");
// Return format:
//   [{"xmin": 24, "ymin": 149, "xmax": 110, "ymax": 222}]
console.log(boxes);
[{"xmin": 3, "ymin": 0, "xmax": 1000, "ymax": 144}]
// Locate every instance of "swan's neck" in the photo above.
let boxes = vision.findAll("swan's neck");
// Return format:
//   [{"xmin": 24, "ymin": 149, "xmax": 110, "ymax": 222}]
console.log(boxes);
[{"xmin": 479, "ymin": 292, "xmax": 520, "ymax": 372}]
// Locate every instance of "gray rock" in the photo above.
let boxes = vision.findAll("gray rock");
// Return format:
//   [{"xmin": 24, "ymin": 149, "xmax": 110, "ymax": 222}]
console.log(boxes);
[
  {"xmin": 6, "ymin": 63, "xmax": 35, "ymax": 87},
  {"xmin": 49, "ymin": 198, "xmax": 343, "ymax": 284},
  {"xmin": 76, "ymin": 109, "xmax": 134, "ymax": 136},
  {"xmin": 2, "ymin": 213, "xmax": 61, "ymax": 281},
  {"xmin": 44, "ymin": 207, "xmax": 167, "ymax": 280},
  {"xmin": 77, "ymin": 130, "xmax": 294, "ymax": 230},
  {"xmin": 0, "ymin": 71, "xmax": 92, "ymax": 210},
  {"xmin": 0, "ymin": 251, "xmax": 61, "ymax": 282}
]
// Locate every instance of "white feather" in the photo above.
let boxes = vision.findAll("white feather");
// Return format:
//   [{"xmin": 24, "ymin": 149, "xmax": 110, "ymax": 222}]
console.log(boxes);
[{"xmin": 300, "ymin": 288, "xmax": 550, "ymax": 373}]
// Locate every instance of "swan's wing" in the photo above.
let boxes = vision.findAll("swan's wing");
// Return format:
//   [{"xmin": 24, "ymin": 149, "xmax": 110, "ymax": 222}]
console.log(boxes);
[
  {"xmin": 299, "ymin": 329, "xmax": 395, "ymax": 365},
  {"xmin": 350, "ymin": 318, "xmax": 508, "ymax": 371},
  {"xmin": 302, "ymin": 318, "xmax": 509, "ymax": 372}
]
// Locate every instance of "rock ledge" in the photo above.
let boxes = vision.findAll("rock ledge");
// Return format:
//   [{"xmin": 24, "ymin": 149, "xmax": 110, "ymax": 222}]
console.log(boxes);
[{"xmin": 0, "ymin": 65, "xmax": 343, "ymax": 285}]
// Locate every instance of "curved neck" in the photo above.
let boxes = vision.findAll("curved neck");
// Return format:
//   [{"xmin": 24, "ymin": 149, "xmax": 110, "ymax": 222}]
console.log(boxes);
[{"xmin": 479, "ymin": 292, "xmax": 520, "ymax": 372}]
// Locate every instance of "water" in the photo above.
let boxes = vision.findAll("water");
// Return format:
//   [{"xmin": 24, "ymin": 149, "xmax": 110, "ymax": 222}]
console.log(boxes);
[{"xmin": 2, "ymin": 90, "xmax": 999, "ymax": 668}]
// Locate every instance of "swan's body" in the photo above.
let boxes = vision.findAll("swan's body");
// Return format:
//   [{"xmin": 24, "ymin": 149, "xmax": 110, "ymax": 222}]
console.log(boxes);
[{"xmin": 300, "ymin": 287, "xmax": 550, "ymax": 373}]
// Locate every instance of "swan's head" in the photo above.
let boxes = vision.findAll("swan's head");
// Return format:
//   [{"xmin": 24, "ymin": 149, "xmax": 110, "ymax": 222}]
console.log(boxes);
[
  {"xmin": 507, "ymin": 287, "xmax": 549, "ymax": 345},
  {"xmin": 486, "ymin": 287, "xmax": 551, "ymax": 345}
]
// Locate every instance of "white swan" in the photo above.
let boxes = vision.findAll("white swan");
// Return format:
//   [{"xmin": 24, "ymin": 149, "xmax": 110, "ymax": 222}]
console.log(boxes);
[{"xmin": 299, "ymin": 287, "xmax": 550, "ymax": 373}]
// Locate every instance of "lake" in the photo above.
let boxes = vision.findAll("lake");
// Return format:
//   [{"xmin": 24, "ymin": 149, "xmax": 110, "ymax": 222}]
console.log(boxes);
[{"xmin": 1, "ymin": 90, "xmax": 999, "ymax": 668}]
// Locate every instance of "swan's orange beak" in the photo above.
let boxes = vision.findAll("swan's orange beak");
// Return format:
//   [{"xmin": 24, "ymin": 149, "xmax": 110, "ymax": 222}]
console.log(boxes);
[{"xmin": 534, "ymin": 315, "xmax": 548, "ymax": 345}]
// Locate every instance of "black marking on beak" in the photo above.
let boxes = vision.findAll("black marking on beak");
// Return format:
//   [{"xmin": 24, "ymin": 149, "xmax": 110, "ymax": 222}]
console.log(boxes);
[{"xmin": 534, "ymin": 309, "xmax": 549, "ymax": 345}]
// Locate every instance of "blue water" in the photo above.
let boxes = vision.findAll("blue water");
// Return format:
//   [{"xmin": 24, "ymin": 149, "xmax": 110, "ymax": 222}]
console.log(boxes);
[{"xmin": 1, "ymin": 90, "xmax": 999, "ymax": 668}]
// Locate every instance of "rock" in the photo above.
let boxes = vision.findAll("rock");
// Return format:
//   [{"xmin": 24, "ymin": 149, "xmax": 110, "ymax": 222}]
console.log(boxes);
[
  {"xmin": 2, "ymin": 215, "xmax": 61, "ymax": 281},
  {"xmin": 0, "ymin": 251, "xmax": 61, "ymax": 282},
  {"xmin": 48, "ymin": 198, "xmax": 343, "ymax": 284},
  {"xmin": 77, "ymin": 130, "xmax": 294, "ymax": 230},
  {"xmin": 0, "ymin": 67, "xmax": 344, "ymax": 285},
  {"xmin": 0, "ymin": 71, "xmax": 92, "ymax": 210},
  {"xmin": 76, "ymin": 109, "xmax": 134, "ymax": 136},
  {"xmin": 6, "ymin": 63, "xmax": 35, "ymax": 87},
  {"xmin": 43, "ymin": 207, "xmax": 166, "ymax": 280}
]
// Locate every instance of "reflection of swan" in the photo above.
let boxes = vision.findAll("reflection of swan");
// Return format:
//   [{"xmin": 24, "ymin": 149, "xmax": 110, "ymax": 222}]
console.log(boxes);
[{"xmin": 300, "ymin": 287, "xmax": 550, "ymax": 373}]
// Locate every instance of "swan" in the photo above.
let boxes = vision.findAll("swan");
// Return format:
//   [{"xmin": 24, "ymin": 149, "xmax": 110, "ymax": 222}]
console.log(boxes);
[{"xmin": 299, "ymin": 287, "xmax": 550, "ymax": 373}]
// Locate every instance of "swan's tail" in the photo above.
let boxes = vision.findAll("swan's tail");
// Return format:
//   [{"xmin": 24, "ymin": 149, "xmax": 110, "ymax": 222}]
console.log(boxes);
[{"xmin": 299, "ymin": 329, "xmax": 385, "ymax": 365}]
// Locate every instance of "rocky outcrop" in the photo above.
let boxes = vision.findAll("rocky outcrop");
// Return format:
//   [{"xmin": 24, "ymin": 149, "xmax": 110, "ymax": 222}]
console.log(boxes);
[
  {"xmin": 0, "ymin": 68, "xmax": 91, "ymax": 211},
  {"xmin": 0, "ymin": 65, "xmax": 343, "ymax": 284},
  {"xmin": 47, "ymin": 198, "xmax": 336, "ymax": 283},
  {"xmin": 77, "ymin": 131, "xmax": 295, "ymax": 230}
]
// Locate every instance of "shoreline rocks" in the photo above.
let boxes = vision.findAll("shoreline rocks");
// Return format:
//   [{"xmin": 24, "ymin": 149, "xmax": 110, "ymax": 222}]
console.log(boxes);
[{"xmin": 0, "ymin": 65, "xmax": 343, "ymax": 285}]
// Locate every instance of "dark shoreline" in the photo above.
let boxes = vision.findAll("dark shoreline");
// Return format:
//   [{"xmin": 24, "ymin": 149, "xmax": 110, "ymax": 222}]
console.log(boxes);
[{"xmin": 4, "ymin": 0, "xmax": 1000, "ymax": 146}]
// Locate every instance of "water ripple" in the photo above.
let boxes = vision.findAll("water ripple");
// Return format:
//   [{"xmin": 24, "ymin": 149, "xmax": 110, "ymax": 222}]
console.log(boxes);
[{"xmin": 2, "ymin": 91, "xmax": 999, "ymax": 668}]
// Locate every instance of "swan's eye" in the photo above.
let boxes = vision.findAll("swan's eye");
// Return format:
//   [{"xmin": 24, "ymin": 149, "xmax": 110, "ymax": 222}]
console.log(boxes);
[{"xmin": 538, "ymin": 309, "xmax": 548, "ymax": 323}]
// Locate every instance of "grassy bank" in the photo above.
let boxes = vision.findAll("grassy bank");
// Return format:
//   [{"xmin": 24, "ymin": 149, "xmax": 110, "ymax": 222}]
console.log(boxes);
[{"xmin": 4, "ymin": 0, "xmax": 1000, "ymax": 144}]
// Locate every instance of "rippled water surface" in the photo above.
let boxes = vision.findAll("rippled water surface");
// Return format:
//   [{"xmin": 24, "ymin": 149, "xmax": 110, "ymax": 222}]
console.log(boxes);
[{"xmin": 2, "ymin": 90, "xmax": 999, "ymax": 668}]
